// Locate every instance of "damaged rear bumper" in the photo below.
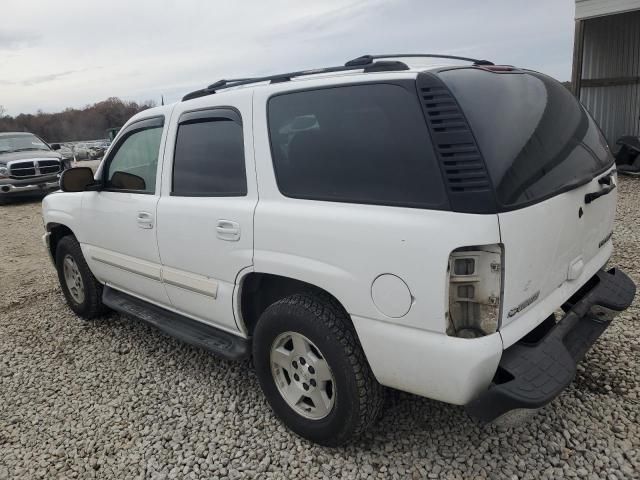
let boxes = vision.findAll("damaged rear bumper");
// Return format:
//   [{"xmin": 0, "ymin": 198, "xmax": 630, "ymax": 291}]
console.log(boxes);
[{"xmin": 466, "ymin": 267, "xmax": 636, "ymax": 422}]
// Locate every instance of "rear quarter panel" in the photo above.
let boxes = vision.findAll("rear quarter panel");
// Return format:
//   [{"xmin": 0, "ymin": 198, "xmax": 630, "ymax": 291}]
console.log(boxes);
[{"xmin": 251, "ymin": 85, "xmax": 501, "ymax": 332}]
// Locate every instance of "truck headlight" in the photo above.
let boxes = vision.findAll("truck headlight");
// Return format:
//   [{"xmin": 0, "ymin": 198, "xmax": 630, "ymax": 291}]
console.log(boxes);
[
  {"xmin": 0, "ymin": 165, "xmax": 8, "ymax": 178},
  {"xmin": 447, "ymin": 244, "xmax": 503, "ymax": 338}
]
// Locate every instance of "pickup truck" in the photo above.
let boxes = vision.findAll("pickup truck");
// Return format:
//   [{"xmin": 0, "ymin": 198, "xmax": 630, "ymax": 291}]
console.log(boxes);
[{"xmin": 0, "ymin": 132, "xmax": 68, "ymax": 201}]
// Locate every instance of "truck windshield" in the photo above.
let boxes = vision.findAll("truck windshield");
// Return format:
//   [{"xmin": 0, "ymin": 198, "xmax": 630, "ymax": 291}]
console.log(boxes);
[
  {"xmin": 439, "ymin": 69, "xmax": 613, "ymax": 208},
  {"xmin": 0, "ymin": 134, "xmax": 51, "ymax": 153}
]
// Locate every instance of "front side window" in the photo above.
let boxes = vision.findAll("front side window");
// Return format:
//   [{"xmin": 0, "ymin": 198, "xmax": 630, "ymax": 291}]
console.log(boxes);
[
  {"xmin": 172, "ymin": 118, "xmax": 246, "ymax": 196},
  {"xmin": 106, "ymin": 126, "xmax": 162, "ymax": 193},
  {"xmin": 267, "ymin": 83, "xmax": 446, "ymax": 209}
]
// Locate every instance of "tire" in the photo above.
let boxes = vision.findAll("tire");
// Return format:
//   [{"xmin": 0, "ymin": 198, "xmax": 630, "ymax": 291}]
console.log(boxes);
[
  {"xmin": 253, "ymin": 293, "xmax": 384, "ymax": 446},
  {"xmin": 55, "ymin": 235, "xmax": 107, "ymax": 319}
]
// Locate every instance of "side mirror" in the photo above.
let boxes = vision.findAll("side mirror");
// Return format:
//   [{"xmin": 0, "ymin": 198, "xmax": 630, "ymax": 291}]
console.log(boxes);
[
  {"xmin": 60, "ymin": 167, "xmax": 96, "ymax": 192},
  {"xmin": 50, "ymin": 143, "xmax": 61, "ymax": 151}
]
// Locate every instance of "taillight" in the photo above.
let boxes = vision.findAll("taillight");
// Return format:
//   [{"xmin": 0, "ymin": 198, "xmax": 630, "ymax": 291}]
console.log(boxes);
[{"xmin": 446, "ymin": 244, "xmax": 503, "ymax": 338}]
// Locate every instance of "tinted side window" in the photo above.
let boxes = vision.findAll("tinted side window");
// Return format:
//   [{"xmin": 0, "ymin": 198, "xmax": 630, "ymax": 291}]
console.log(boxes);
[
  {"xmin": 172, "ymin": 119, "xmax": 247, "ymax": 196},
  {"xmin": 106, "ymin": 126, "xmax": 162, "ymax": 193},
  {"xmin": 267, "ymin": 84, "xmax": 446, "ymax": 209},
  {"xmin": 440, "ymin": 69, "xmax": 613, "ymax": 207}
]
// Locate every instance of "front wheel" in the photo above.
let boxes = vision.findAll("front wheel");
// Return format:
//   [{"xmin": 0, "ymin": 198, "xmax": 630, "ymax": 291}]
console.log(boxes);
[
  {"xmin": 253, "ymin": 293, "xmax": 383, "ymax": 446},
  {"xmin": 55, "ymin": 235, "xmax": 107, "ymax": 319}
]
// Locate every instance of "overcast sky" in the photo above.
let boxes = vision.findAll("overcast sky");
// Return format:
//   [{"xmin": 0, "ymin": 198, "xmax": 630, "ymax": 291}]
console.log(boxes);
[{"xmin": 1, "ymin": 0, "xmax": 575, "ymax": 116}]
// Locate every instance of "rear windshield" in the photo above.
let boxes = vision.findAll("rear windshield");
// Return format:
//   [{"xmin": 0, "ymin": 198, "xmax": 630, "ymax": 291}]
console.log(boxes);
[
  {"xmin": 267, "ymin": 83, "xmax": 446, "ymax": 209},
  {"xmin": 439, "ymin": 69, "xmax": 613, "ymax": 208}
]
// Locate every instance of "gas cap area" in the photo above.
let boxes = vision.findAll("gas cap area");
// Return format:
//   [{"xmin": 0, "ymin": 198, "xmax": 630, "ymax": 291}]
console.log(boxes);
[{"xmin": 371, "ymin": 274, "xmax": 413, "ymax": 318}]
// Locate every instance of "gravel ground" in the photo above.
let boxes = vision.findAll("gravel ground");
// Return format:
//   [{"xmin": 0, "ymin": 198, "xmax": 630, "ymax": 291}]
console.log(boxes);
[{"xmin": 0, "ymin": 179, "xmax": 638, "ymax": 480}]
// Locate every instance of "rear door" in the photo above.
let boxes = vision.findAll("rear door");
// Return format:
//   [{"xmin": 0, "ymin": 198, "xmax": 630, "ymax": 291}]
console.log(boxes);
[
  {"xmin": 440, "ymin": 69, "xmax": 616, "ymax": 340},
  {"xmin": 155, "ymin": 92, "xmax": 257, "ymax": 333}
]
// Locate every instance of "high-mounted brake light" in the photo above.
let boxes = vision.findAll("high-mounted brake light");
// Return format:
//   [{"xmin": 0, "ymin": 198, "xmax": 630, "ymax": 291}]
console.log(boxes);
[
  {"xmin": 476, "ymin": 65, "xmax": 516, "ymax": 73},
  {"xmin": 446, "ymin": 244, "xmax": 503, "ymax": 338}
]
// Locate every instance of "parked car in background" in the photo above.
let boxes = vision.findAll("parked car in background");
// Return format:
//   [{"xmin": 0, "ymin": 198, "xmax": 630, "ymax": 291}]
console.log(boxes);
[
  {"xmin": 57, "ymin": 144, "xmax": 75, "ymax": 161},
  {"xmin": 72, "ymin": 144, "xmax": 91, "ymax": 160},
  {"xmin": 42, "ymin": 54, "xmax": 636, "ymax": 445},
  {"xmin": 0, "ymin": 132, "xmax": 69, "ymax": 202},
  {"xmin": 87, "ymin": 141, "xmax": 109, "ymax": 160}
]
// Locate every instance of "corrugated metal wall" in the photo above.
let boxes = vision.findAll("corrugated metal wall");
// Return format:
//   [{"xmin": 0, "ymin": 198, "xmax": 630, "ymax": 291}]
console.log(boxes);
[{"xmin": 580, "ymin": 10, "xmax": 640, "ymax": 144}]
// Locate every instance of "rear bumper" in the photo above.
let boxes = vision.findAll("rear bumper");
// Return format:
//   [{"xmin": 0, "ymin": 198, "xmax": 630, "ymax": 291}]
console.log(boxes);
[{"xmin": 467, "ymin": 267, "xmax": 636, "ymax": 422}]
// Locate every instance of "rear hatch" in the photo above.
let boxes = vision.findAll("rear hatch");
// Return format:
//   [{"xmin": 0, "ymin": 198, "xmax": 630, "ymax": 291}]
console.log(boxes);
[{"xmin": 439, "ymin": 68, "xmax": 616, "ymax": 333}]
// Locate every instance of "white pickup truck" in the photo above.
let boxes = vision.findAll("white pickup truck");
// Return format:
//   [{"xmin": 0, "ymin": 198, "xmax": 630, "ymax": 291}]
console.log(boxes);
[{"xmin": 42, "ymin": 54, "xmax": 636, "ymax": 446}]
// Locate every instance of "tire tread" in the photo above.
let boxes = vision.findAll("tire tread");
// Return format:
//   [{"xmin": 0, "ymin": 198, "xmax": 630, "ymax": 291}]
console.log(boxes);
[
  {"xmin": 261, "ymin": 292, "xmax": 384, "ymax": 444},
  {"xmin": 55, "ymin": 235, "xmax": 107, "ymax": 319}
]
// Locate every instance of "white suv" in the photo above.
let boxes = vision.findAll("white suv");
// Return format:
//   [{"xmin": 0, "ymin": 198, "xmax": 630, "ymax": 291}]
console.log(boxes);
[{"xmin": 42, "ymin": 54, "xmax": 636, "ymax": 446}]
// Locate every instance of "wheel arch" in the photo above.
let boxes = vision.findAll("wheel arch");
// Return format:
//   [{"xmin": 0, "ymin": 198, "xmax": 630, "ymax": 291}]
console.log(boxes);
[
  {"xmin": 46, "ymin": 222, "xmax": 76, "ymax": 261},
  {"xmin": 238, "ymin": 272, "xmax": 352, "ymax": 336}
]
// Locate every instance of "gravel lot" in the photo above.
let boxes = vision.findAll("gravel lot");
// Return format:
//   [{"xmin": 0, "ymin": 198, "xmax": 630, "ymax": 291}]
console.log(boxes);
[{"xmin": 0, "ymin": 179, "xmax": 638, "ymax": 480}]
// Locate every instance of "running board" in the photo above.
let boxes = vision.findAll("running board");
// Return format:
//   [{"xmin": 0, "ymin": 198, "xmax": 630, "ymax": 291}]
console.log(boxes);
[{"xmin": 102, "ymin": 286, "xmax": 250, "ymax": 360}]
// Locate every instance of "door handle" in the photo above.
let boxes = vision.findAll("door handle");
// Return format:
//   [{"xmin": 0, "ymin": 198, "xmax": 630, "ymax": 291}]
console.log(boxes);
[
  {"xmin": 137, "ymin": 211, "xmax": 154, "ymax": 229},
  {"xmin": 216, "ymin": 220, "xmax": 240, "ymax": 241}
]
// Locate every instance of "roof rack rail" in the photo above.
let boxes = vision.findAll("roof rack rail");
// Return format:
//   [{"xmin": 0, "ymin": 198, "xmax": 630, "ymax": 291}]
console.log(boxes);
[
  {"xmin": 345, "ymin": 54, "xmax": 494, "ymax": 67},
  {"xmin": 181, "ymin": 60, "xmax": 410, "ymax": 101}
]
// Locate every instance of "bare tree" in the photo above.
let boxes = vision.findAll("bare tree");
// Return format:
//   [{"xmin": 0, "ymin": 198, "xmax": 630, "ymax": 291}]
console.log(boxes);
[{"xmin": 0, "ymin": 98, "xmax": 156, "ymax": 142}]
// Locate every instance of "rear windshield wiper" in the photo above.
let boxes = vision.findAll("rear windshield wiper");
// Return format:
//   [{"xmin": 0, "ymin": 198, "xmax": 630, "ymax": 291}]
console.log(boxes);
[{"xmin": 585, "ymin": 171, "xmax": 616, "ymax": 204}]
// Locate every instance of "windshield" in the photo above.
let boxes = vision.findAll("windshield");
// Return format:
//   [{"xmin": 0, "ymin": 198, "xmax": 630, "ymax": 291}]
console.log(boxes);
[
  {"xmin": 440, "ymin": 69, "xmax": 613, "ymax": 208},
  {"xmin": 0, "ymin": 134, "xmax": 50, "ymax": 154}
]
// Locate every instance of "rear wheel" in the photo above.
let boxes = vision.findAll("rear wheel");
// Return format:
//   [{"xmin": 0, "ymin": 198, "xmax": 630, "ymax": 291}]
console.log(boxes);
[
  {"xmin": 55, "ymin": 235, "xmax": 107, "ymax": 319},
  {"xmin": 253, "ymin": 293, "xmax": 383, "ymax": 446}
]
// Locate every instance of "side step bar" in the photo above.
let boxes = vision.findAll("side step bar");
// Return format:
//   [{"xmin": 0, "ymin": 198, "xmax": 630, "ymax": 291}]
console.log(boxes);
[{"xmin": 102, "ymin": 286, "xmax": 250, "ymax": 361}]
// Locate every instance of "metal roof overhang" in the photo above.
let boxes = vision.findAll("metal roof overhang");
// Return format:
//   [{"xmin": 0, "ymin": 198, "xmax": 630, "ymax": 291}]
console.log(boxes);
[{"xmin": 575, "ymin": 0, "xmax": 640, "ymax": 20}]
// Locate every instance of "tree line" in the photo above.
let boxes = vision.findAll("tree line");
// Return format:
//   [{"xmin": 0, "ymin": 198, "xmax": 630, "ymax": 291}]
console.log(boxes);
[
  {"xmin": 0, "ymin": 83, "xmax": 574, "ymax": 143},
  {"xmin": 0, "ymin": 98, "xmax": 156, "ymax": 143}
]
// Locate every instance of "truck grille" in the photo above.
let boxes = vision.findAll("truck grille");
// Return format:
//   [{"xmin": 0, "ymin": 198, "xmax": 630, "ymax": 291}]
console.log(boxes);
[{"xmin": 9, "ymin": 159, "xmax": 61, "ymax": 178}]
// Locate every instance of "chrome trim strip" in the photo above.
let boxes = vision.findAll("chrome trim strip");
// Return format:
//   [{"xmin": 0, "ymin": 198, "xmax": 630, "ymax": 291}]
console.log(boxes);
[
  {"xmin": 162, "ymin": 267, "xmax": 218, "ymax": 298},
  {"xmin": 163, "ymin": 278, "xmax": 217, "ymax": 298},
  {"xmin": 91, "ymin": 256, "xmax": 162, "ymax": 281}
]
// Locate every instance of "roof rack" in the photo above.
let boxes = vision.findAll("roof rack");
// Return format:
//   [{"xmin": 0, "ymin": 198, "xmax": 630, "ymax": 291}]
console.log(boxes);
[
  {"xmin": 182, "ymin": 60, "xmax": 410, "ymax": 101},
  {"xmin": 181, "ymin": 53, "xmax": 494, "ymax": 101},
  {"xmin": 345, "ymin": 54, "xmax": 494, "ymax": 67}
]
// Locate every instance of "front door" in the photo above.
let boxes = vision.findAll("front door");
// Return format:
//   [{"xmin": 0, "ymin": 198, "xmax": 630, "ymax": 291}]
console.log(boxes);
[
  {"xmin": 155, "ymin": 94, "xmax": 257, "ymax": 332},
  {"xmin": 81, "ymin": 115, "xmax": 171, "ymax": 306}
]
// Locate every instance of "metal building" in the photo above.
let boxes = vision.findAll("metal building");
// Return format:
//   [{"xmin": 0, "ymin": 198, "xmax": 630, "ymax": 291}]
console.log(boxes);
[{"xmin": 572, "ymin": 0, "xmax": 640, "ymax": 145}]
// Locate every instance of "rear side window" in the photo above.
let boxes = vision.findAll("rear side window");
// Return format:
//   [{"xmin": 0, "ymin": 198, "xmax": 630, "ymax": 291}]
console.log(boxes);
[
  {"xmin": 440, "ymin": 69, "xmax": 613, "ymax": 208},
  {"xmin": 267, "ymin": 84, "xmax": 446, "ymax": 209},
  {"xmin": 172, "ymin": 118, "xmax": 247, "ymax": 196}
]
